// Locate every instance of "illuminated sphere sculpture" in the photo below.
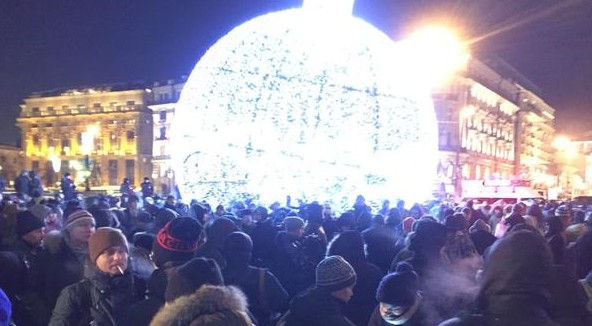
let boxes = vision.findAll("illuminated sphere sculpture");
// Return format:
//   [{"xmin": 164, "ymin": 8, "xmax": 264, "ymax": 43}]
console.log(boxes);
[{"xmin": 172, "ymin": 0, "xmax": 438, "ymax": 208}]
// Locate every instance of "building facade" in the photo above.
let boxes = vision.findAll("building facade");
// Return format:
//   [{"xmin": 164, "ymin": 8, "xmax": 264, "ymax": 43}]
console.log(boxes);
[
  {"xmin": 147, "ymin": 77, "xmax": 186, "ymax": 195},
  {"xmin": 433, "ymin": 57, "xmax": 556, "ymax": 199},
  {"xmin": 0, "ymin": 144, "xmax": 25, "ymax": 187},
  {"xmin": 17, "ymin": 83, "xmax": 153, "ymax": 191}
]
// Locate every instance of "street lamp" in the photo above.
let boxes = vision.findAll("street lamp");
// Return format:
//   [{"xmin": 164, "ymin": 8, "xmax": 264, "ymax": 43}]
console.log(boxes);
[
  {"xmin": 397, "ymin": 26, "xmax": 470, "ymax": 87},
  {"xmin": 81, "ymin": 125, "xmax": 100, "ymax": 192}
]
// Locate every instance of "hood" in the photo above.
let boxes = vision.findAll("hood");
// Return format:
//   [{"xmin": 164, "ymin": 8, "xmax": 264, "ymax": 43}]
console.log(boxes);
[
  {"xmin": 479, "ymin": 230, "xmax": 552, "ymax": 311},
  {"xmin": 149, "ymin": 285, "xmax": 250, "ymax": 326}
]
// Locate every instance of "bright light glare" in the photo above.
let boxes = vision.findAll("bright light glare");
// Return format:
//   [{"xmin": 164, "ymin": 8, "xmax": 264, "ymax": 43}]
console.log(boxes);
[
  {"xmin": 172, "ymin": 1, "xmax": 439, "ymax": 211},
  {"xmin": 397, "ymin": 26, "xmax": 469, "ymax": 87}
]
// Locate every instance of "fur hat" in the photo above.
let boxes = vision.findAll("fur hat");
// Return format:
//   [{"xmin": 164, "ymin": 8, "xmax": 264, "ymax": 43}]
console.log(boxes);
[
  {"xmin": 152, "ymin": 217, "xmax": 202, "ymax": 267},
  {"xmin": 316, "ymin": 255, "xmax": 356, "ymax": 292},
  {"xmin": 408, "ymin": 220, "xmax": 447, "ymax": 253},
  {"xmin": 164, "ymin": 257, "xmax": 224, "ymax": 302},
  {"xmin": 376, "ymin": 262, "xmax": 419, "ymax": 306},
  {"xmin": 88, "ymin": 227, "xmax": 128, "ymax": 262},
  {"xmin": 64, "ymin": 209, "xmax": 95, "ymax": 231},
  {"xmin": 16, "ymin": 210, "xmax": 45, "ymax": 238}
]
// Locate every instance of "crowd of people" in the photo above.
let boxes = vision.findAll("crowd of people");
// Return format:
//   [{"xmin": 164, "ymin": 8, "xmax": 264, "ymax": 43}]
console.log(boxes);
[{"xmin": 1, "ymin": 178, "xmax": 592, "ymax": 325}]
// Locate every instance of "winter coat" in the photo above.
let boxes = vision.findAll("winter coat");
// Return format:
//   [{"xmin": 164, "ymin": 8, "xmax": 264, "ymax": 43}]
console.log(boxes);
[
  {"xmin": 278, "ymin": 287, "xmax": 355, "ymax": 326},
  {"xmin": 223, "ymin": 266, "xmax": 289, "ymax": 326},
  {"xmin": 126, "ymin": 261, "xmax": 183, "ymax": 326},
  {"xmin": 49, "ymin": 270, "xmax": 146, "ymax": 326},
  {"xmin": 149, "ymin": 285, "xmax": 252, "ymax": 326},
  {"xmin": 469, "ymin": 230, "xmax": 497, "ymax": 256},
  {"xmin": 31, "ymin": 232, "xmax": 89, "ymax": 320},
  {"xmin": 61, "ymin": 177, "xmax": 76, "ymax": 201},
  {"xmin": 272, "ymin": 231, "xmax": 315, "ymax": 297},
  {"xmin": 250, "ymin": 218, "xmax": 278, "ymax": 267},
  {"xmin": 140, "ymin": 181, "xmax": 154, "ymax": 198},
  {"xmin": 438, "ymin": 230, "xmax": 560, "ymax": 326}
]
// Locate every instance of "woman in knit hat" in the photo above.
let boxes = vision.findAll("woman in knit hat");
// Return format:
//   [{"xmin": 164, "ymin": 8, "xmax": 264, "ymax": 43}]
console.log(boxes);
[
  {"xmin": 50, "ymin": 227, "xmax": 146, "ymax": 325},
  {"xmin": 31, "ymin": 209, "xmax": 96, "ymax": 324},
  {"xmin": 278, "ymin": 255, "xmax": 357, "ymax": 326}
]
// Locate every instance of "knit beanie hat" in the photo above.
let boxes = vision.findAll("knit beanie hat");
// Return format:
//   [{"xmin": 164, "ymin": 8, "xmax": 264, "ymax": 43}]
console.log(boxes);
[
  {"xmin": 284, "ymin": 216, "xmax": 305, "ymax": 232},
  {"xmin": 316, "ymin": 255, "xmax": 356, "ymax": 292},
  {"xmin": 152, "ymin": 217, "xmax": 203, "ymax": 267},
  {"xmin": 164, "ymin": 257, "xmax": 224, "ymax": 302},
  {"xmin": 88, "ymin": 227, "xmax": 128, "ymax": 262},
  {"xmin": 16, "ymin": 210, "xmax": 45, "ymax": 237},
  {"xmin": 376, "ymin": 262, "xmax": 419, "ymax": 307},
  {"xmin": 65, "ymin": 209, "xmax": 95, "ymax": 231}
]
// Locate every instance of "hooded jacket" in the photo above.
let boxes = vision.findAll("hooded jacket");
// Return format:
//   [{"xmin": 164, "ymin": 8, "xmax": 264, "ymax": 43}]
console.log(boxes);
[
  {"xmin": 149, "ymin": 285, "xmax": 252, "ymax": 326},
  {"xmin": 438, "ymin": 230, "xmax": 560, "ymax": 326}
]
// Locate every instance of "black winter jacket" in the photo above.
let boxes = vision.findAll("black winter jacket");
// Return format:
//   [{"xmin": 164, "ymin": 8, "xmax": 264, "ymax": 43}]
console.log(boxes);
[{"xmin": 49, "ymin": 271, "xmax": 145, "ymax": 326}]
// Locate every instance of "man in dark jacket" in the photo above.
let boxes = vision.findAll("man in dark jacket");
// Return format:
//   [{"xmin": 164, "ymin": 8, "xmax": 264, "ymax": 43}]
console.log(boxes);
[
  {"xmin": 278, "ymin": 255, "xmax": 357, "ymax": 326},
  {"xmin": 31, "ymin": 210, "xmax": 96, "ymax": 323},
  {"xmin": 50, "ymin": 227, "xmax": 145, "ymax": 325},
  {"xmin": 60, "ymin": 172, "xmax": 76, "ymax": 201},
  {"xmin": 126, "ymin": 217, "xmax": 202, "ymax": 326},
  {"xmin": 140, "ymin": 177, "xmax": 154, "ymax": 199}
]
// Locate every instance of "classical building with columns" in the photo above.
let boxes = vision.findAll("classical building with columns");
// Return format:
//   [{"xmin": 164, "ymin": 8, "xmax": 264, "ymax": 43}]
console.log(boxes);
[{"xmin": 16, "ymin": 83, "xmax": 153, "ymax": 190}]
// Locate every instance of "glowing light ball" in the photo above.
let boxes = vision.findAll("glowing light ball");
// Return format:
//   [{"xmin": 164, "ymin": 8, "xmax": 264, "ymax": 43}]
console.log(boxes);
[{"xmin": 172, "ymin": 0, "xmax": 438, "ymax": 209}]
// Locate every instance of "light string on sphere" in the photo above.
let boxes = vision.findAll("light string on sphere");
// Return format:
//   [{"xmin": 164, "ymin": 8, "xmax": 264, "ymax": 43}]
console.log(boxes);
[{"xmin": 171, "ymin": 0, "xmax": 438, "ymax": 210}]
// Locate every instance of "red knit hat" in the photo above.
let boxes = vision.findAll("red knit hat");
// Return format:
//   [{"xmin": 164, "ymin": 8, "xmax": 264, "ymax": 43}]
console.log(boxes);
[{"xmin": 151, "ymin": 217, "xmax": 202, "ymax": 267}]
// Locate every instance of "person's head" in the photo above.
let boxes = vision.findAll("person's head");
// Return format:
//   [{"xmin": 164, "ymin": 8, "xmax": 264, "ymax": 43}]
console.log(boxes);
[
  {"xmin": 64, "ymin": 210, "xmax": 96, "ymax": 246},
  {"xmin": 165, "ymin": 195, "xmax": 176, "ymax": 206},
  {"xmin": 164, "ymin": 257, "xmax": 224, "ymax": 302},
  {"xmin": 445, "ymin": 213, "xmax": 468, "ymax": 233},
  {"xmin": 89, "ymin": 227, "xmax": 129, "ymax": 275},
  {"xmin": 127, "ymin": 194, "xmax": 140, "ymax": 210},
  {"xmin": 284, "ymin": 216, "xmax": 305, "ymax": 237},
  {"xmin": 151, "ymin": 217, "xmax": 203, "ymax": 267},
  {"xmin": 252, "ymin": 206, "xmax": 268, "ymax": 222},
  {"xmin": 327, "ymin": 230, "xmax": 365, "ymax": 264},
  {"xmin": 223, "ymin": 232, "xmax": 253, "ymax": 267},
  {"xmin": 316, "ymin": 255, "xmax": 356, "ymax": 302},
  {"xmin": 461, "ymin": 207, "xmax": 472, "ymax": 221},
  {"xmin": 376, "ymin": 262, "xmax": 421, "ymax": 325},
  {"xmin": 143, "ymin": 177, "xmax": 150, "ymax": 182},
  {"xmin": 554, "ymin": 205, "xmax": 572, "ymax": 229},
  {"xmin": 479, "ymin": 230, "xmax": 552, "ymax": 309},
  {"xmin": 16, "ymin": 210, "xmax": 45, "ymax": 247}
]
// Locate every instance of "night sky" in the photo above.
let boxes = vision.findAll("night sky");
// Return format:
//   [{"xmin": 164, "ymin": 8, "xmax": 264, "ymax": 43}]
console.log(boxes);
[{"xmin": 1, "ymin": 0, "xmax": 591, "ymax": 146}]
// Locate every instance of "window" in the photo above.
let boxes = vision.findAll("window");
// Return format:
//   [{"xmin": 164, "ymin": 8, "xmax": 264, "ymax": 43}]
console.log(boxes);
[
  {"xmin": 32, "ymin": 161, "xmax": 40, "ymax": 171},
  {"xmin": 108, "ymin": 160, "xmax": 118, "ymax": 186},
  {"xmin": 126, "ymin": 100, "xmax": 135, "ymax": 106},
  {"xmin": 32, "ymin": 135, "xmax": 40, "ymax": 146},
  {"xmin": 126, "ymin": 131, "xmax": 135, "ymax": 140},
  {"xmin": 125, "ymin": 160, "xmax": 135, "ymax": 185},
  {"xmin": 31, "ymin": 107, "xmax": 40, "ymax": 116},
  {"xmin": 158, "ymin": 127, "xmax": 167, "ymax": 140},
  {"xmin": 159, "ymin": 111, "xmax": 167, "ymax": 121}
]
